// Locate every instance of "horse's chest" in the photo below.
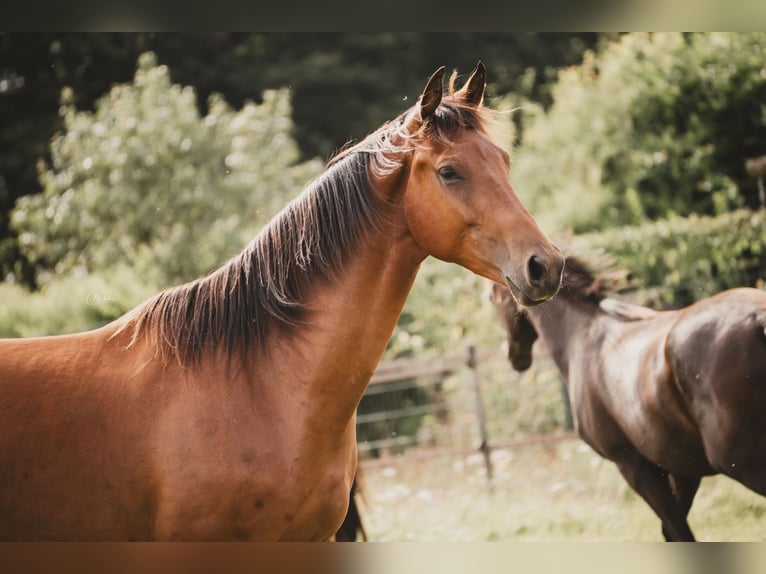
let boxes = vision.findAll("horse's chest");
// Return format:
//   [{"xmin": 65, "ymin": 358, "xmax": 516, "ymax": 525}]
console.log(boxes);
[
  {"xmin": 153, "ymin": 426, "xmax": 353, "ymax": 541},
  {"xmin": 235, "ymin": 466, "xmax": 352, "ymax": 540},
  {"xmin": 152, "ymin": 459, "xmax": 351, "ymax": 540}
]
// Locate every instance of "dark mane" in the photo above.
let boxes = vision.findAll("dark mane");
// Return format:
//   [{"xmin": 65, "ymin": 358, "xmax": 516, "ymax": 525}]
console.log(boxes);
[
  {"xmin": 558, "ymin": 255, "xmax": 658, "ymax": 321},
  {"xmin": 118, "ymin": 95, "xmax": 493, "ymax": 366},
  {"xmin": 559, "ymin": 255, "xmax": 629, "ymax": 303}
]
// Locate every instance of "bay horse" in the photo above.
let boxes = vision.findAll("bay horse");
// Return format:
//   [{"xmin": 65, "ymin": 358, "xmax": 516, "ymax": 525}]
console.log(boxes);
[
  {"xmin": 0, "ymin": 63, "xmax": 564, "ymax": 541},
  {"xmin": 490, "ymin": 257, "xmax": 766, "ymax": 541}
]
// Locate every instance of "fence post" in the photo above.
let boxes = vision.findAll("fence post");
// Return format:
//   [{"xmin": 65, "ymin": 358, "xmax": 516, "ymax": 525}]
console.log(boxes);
[{"xmin": 466, "ymin": 343, "xmax": 494, "ymax": 492}]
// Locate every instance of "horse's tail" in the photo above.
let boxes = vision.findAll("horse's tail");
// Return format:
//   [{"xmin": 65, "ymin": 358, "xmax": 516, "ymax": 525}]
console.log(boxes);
[{"xmin": 333, "ymin": 471, "xmax": 367, "ymax": 542}]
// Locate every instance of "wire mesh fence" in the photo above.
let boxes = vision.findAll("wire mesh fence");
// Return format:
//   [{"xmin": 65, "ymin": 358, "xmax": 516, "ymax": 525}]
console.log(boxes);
[{"xmin": 357, "ymin": 342, "xmax": 574, "ymax": 468}]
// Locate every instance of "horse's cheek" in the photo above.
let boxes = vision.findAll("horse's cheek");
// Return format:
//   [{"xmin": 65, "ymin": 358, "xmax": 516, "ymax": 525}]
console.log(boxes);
[{"xmin": 404, "ymin": 194, "xmax": 461, "ymax": 259}]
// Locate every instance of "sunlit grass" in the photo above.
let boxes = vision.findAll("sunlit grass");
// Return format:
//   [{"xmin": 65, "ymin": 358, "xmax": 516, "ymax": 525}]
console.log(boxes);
[{"xmin": 359, "ymin": 438, "xmax": 766, "ymax": 542}]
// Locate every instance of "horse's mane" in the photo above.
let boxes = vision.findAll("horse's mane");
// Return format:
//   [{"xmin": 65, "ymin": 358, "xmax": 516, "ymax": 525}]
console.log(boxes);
[
  {"xmin": 560, "ymin": 255, "xmax": 657, "ymax": 320},
  {"xmin": 559, "ymin": 255, "xmax": 630, "ymax": 303},
  {"xmin": 117, "ymin": 88, "xmax": 493, "ymax": 366}
]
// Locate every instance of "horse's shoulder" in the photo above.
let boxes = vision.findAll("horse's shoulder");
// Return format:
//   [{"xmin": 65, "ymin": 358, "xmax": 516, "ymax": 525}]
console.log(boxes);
[{"xmin": 598, "ymin": 297, "xmax": 659, "ymax": 321}]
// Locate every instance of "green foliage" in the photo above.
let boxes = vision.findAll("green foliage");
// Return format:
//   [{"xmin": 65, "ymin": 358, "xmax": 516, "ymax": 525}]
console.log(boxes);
[
  {"xmin": 12, "ymin": 52, "xmax": 322, "ymax": 287},
  {"xmin": 387, "ymin": 258, "xmax": 502, "ymax": 359},
  {"xmin": 0, "ymin": 34, "xmax": 161, "ymax": 284},
  {"xmin": 0, "ymin": 265, "xmax": 154, "ymax": 337},
  {"xmin": 511, "ymin": 32, "xmax": 766, "ymax": 234},
  {"xmin": 572, "ymin": 209, "xmax": 766, "ymax": 307},
  {"xmin": 0, "ymin": 33, "xmax": 600, "ymax": 284}
]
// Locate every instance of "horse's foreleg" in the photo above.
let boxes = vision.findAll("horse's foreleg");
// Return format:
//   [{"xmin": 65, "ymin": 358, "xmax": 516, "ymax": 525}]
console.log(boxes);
[
  {"xmin": 614, "ymin": 451, "xmax": 696, "ymax": 541},
  {"xmin": 668, "ymin": 474, "xmax": 700, "ymax": 519},
  {"xmin": 660, "ymin": 475, "xmax": 700, "ymax": 542}
]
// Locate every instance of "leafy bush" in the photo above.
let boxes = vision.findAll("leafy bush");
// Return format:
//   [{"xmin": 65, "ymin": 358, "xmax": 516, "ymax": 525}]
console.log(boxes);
[
  {"xmin": 0, "ymin": 265, "xmax": 155, "ymax": 337},
  {"xmin": 12, "ymin": 52, "xmax": 322, "ymax": 288},
  {"xmin": 510, "ymin": 33, "xmax": 766, "ymax": 234},
  {"xmin": 388, "ymin": 258, "xmax": 503, "ymax": 359},
  {"xmin": 573, "ymin": 208, "xmax": 766, "ymax": 307}
]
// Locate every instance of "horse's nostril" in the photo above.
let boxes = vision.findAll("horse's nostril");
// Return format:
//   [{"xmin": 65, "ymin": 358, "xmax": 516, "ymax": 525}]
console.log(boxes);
[{"xmin": 527, "ymin": 255, "xmax": 548, "ymax": 286}]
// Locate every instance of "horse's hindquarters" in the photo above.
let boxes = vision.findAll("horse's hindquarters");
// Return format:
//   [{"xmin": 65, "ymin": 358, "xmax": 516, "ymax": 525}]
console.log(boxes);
[{"xmin": 667, "ymin": 289, "xmax": 766, "ymax": 491}]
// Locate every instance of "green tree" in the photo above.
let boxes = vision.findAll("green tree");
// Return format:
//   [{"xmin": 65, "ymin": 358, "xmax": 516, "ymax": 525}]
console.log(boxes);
[
  {"xmin": 510, "ymin": 32, "xmax": 766, "ymax": 234},
  {"xmin": 12, "ymin": 52, "xmax": 322, "ymax": 287},
  {"xmin": 0, "ymin": 33, "xmax": 599, "ymax": 284},
  {"xmin": 0, "ymin": 33, "xmax": 155, "ymax": 283}
]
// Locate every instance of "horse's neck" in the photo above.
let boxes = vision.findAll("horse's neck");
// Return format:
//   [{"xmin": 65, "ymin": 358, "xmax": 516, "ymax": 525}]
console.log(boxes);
[
  {"xmin": 528, "ymin": 295, "xmax": 600, "ymax": 381},
  {"xmin": 261, "ymin": 230, "xmax": 425, "ymax": 433},
  {"xmin": 279, "ymin": 167, "xmax": 425, "ymax": 429}
]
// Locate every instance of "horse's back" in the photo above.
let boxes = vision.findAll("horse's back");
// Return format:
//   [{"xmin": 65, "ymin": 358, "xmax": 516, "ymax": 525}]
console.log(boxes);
[
  {"xmin": 0, "ymin": 325, "xmax": 143, "ymax": 409},
  {"xmin": 598, "ymin": 297, "xmax": 660, "ymax": 321},
  {"xmin": 667, "ymin": 288, "xmax": 766, "ymax": 487},
  {"xmin": 0, "ymin": 325, "xmax": 162, "ymax": 539},
  {"xmin": 667, "ymin": 288, "xmax": 766, "ymax": 386},
  {"xmin": 1, "ymin": 327, "xmax": 106, "ymax": 379}
]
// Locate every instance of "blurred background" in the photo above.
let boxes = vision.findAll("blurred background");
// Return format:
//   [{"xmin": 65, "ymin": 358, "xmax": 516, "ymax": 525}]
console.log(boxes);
[{"xmin": 2, "ymin": 32, "xmax": 766, "ymax": 540}]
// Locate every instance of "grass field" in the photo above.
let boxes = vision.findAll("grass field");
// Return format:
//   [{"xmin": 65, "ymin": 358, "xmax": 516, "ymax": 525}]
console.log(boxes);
[{"xmin": 358, "ymin": 437, "xmax": 766, "ymax": 542}]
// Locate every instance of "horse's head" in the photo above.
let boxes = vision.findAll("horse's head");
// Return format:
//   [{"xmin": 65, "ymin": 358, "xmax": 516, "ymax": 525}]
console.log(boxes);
[
  {"xmin": 397, "ymin": 63, "xmax": 564, "ymax": 306},
  {"xmin": 489, "ymin": 282, "xmax": 538, "ymax": 372}
]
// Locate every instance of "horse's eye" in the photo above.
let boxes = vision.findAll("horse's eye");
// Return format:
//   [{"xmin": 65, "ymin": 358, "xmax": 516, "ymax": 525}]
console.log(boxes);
[{"xmin": 438, "ymin": 166, "xmax": 461, "ymax": 183}]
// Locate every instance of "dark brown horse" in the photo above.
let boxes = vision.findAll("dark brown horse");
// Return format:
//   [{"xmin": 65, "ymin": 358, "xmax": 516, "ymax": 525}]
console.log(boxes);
[
  {"xmin": 0, "ymin": 64, "xmax": 564, "ymax": 540},
  {"xmin": 491, "ymin": 257, "xmax": 766, "ymax": 541}
]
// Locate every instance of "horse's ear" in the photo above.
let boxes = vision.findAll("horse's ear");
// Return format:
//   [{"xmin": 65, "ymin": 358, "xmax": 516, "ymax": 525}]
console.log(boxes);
[
  {"xmin": 418, "ymin": 66, "xmax": 445, "ymax": 122},
  {"xmin": 455, "ymin": 61, "xmax": 486, "ymax": 107}
]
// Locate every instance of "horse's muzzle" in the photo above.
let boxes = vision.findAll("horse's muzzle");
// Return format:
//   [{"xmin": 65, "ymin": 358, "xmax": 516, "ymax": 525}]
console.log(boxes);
[{"xmin": 518, "ymin": 250, "xmax": 564, "ymax": 305}]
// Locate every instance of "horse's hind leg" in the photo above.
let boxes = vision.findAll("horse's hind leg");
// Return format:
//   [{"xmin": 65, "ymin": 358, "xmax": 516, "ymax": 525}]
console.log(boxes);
[{"xmin": 614, "ymin": 451, "xmax": 695, "ymax": 541}]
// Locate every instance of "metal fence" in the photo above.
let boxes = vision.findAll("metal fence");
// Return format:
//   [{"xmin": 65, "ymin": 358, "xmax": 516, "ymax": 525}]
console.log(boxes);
[
  {"xmin": 357, "ymin": 342, "xmax": 574, "ymax": 478},
  {"xmin": 357, "ymin": 352, "xmax": 464, "ymax": 456}
]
